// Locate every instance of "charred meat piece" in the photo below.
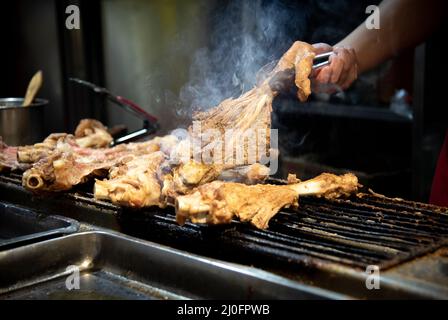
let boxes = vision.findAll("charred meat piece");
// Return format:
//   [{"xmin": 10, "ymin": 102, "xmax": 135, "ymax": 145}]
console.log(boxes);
[
  {"xmin": 22, "ymin": 144, "xmax": 126, "ymax": 192},
  {"xmin": 0, "ymin": 138, "xmax": 29, "ymax": 172},
  {"xmin": 1, "ymin": 119, "xmax": 113, "ymax": 172},
  {"xmin": 176, "ymin": 181, "xmax": 299, "ymax": 229},
  {"xmin": 94, "ymin": 151, "xmax": 166, "ymax": 208},
  {"xmin": 17, "ymin": 133, "xmax": 74, "ymax": 164},
  {"xmin": 190, "ymin": 41, "xmax": 314, "ymax": 166},
  {"xmin": 218, "ymin": 163, "xmax": 270, "ymax": 185},
  {"xmin": 74, "ymin": 119, "xmax": 113, "ymax": 148},
  {"xmin": 175, "ymin": 173, "xmax": 358, "ymax": 229},
  {"xmin": 162, "ymin": 161, "xmax": 270, "ymax": 204},
  {"xmin": 272, "ymin": 41, "xmax": 315, "ymax": 102},
  {"xmin": 22, "ymin": 135, "xmax": 176, "ymax": 193},
  {"xmin": 19, "ymin": 118, "xmax": 112, "ymax": 165}
]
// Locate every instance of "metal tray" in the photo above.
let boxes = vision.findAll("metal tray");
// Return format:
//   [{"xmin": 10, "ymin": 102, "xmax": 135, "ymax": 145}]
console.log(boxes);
[
  {"xmin": 0, "ymin": 202, "xmax": 79, "ymax": 250},
  {"xmin": 0, "ymin": 231, "xmax": 345, "ymax": 299}
]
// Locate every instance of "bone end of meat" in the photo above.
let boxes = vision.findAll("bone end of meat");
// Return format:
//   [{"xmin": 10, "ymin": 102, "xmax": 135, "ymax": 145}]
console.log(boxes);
[
  {"xmin": 22, "ymin": 170, "xmax": 45, "ymax": 190},
  {"xmin": 93, "ymin": 179, "xmax": 109, "ymax": 200},
  {"xmin": 175, "ymin": 191, "xmax": 211, "ymax": 225},
  {"xmin": 290, "ymin": 173, "xmax": 359, "ymax": 199}
]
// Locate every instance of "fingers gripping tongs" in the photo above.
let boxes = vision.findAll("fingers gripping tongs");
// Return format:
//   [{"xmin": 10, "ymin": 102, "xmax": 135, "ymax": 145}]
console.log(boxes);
[
  {"xmin": 313, "ymin": 52, "xmax": 333, "ymax": 69},
  {"xmin": 264, "ymin": 51, "xmax": 334, "ymax": 92},
  {"xmin": 69, "ymin": 78, "xmax": 159, "ymax": 146}
]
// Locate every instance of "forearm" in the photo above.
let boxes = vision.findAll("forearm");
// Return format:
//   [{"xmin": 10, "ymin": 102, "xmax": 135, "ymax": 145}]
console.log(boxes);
[{"xmin": 337, "ymin": 0, "xmax": 444, "ymax": 73}]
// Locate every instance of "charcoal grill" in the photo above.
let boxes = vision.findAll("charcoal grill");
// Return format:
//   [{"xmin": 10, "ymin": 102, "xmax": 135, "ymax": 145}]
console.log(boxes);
[{"xmin": 1, "ymin": 171, "xmax": 448, "ymax": 299}]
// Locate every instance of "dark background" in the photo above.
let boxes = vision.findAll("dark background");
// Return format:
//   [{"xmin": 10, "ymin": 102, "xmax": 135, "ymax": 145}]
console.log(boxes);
[{"xmin": 0, "ymin": 0, "xmax": 446, "ymax": 201}]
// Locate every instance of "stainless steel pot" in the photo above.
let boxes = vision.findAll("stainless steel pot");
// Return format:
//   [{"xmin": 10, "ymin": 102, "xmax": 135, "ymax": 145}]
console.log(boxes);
[{"xmin": 0, "ymin": 98, "xmax": 48, "ymax": 146}]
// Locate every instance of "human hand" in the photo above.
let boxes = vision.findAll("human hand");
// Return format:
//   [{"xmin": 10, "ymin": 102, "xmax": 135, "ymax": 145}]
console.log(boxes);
[{"xmin": 311, "ymin": 43, "xmax": 359, "ymax": 94}]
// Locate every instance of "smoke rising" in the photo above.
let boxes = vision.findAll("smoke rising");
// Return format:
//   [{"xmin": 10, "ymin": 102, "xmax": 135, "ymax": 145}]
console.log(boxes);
[{"xmin": 179, "ymin": 0, "xmax": 308, "ymax": 114}]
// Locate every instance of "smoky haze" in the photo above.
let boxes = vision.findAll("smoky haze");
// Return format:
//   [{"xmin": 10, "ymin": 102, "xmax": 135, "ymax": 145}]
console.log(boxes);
[{"xmin": 178, "ymin": 1, "xmax": 308, "ymax": 115}]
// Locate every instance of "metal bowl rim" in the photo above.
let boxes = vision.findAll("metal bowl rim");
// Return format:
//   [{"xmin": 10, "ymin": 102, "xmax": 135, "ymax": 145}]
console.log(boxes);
[{"xmin": 0, "ymin": 97, "xmax": 48, "ymax": 110}]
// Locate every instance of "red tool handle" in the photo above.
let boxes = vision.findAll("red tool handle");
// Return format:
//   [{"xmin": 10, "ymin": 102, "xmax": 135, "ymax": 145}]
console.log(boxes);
[{"xmin": 116, "ymin": 96, "xmax": 158, "ymax": 123}]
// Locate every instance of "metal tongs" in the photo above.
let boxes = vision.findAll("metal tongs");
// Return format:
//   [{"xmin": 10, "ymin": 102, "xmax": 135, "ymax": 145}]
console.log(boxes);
[
  {"xmin": 258, "ymin": 51, "xmax": 334, "ymax": 88},
  {"xmin": 313, "ymin": 52, "xmax": 333, "ymax": 69},
  {"xmin": 69, "ymin": 78, "xmax": 159, "ymax": 146}
]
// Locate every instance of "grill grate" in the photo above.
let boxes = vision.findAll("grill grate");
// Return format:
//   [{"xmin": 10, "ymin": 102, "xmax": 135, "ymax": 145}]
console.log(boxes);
[
  {"xmin": 265, "ymin": 197, "xmax": 448, "ymax": 268},
  {"xmin": 1, "ymin": 172, "xmax": 448, "ymax": 270}
]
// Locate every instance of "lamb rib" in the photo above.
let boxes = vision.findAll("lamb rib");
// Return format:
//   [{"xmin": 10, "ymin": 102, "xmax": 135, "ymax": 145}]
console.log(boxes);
[
  {"xmin": 22, "ymin": 135, "xmax": 177, "ymax": 193},
  {"xmin": 162, "ymin": 161, "xmax": 270, "ymax": 204},
  {"xmin": 18, "ymin": 133, "xmax": 74, "ymax": 164},
  {"xmin": 175, "ymin": 173, "xmax": 359, "ymax": 229},
  {"xmin": 0, "ymin": 119, "xmax": 115, "ymax": 174},
  {"xmin": 22, "ymin": 143, "xmax": 129, "ymax": 192}
]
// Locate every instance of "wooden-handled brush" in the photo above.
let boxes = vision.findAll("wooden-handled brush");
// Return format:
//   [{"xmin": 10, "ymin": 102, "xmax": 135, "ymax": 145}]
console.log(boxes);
[{"xmin": 23, "ymin": 70, "xmax": 43, "ymax": 107}]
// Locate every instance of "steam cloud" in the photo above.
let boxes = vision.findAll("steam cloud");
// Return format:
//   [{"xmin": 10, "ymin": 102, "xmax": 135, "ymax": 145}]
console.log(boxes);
[{"xmin": 179, "ymin": 0, "xmax": 308, "ymax": 114}]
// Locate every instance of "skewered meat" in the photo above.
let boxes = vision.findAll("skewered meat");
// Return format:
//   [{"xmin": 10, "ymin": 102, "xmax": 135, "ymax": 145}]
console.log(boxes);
[{"xmin": 175, "ymin": 173, "xmax": 358, "ymax": 229}]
